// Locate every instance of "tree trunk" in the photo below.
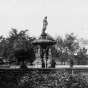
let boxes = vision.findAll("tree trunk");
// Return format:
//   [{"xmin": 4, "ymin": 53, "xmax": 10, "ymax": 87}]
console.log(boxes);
[
  {"xmin": 64, "ymin": 61, "xmax": 65, "ymax": 65},
  {"xmin": 18, "ymin": 59, "xmax": 19, "ymax": 66},
  {"xmin": 30, "ymin": 62, "xmax": 33, "ymax": 65},
  {"xmin": 42, "ymin": 61, "xmax": 45, "ymax": 68},
  {"xmin": 23, "ymin": 58, "xmax": 24, "ymax": 64},
  {"xmin": 61, "ymin": 61, "xmax": 63, "ymax": 65}
]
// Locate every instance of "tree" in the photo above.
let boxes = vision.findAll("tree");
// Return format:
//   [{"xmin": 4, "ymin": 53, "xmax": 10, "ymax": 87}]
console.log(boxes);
[
  {"xmin": 0, "ymin": 28, "xmax": 36, "ymax": 65},
  {"xmin": 51, "ymin": 36, "xmax": 67, "ymax": 64},
  {"xmin": 0, "ymin": 36, "xmax": 10, "ymax": 59},
  {"xmin": 64, "ymin": 33, "xmax": 79, "ymax": 54},
  {"xmin": 9, "ymin": 28, "xmax": 36, "ymax": 65},
  {"xmin": 14, "ymin": 48, "xmax": 36, "ymax": 65},
  {"xmin": 64, "ymin": 33, "xmax": 80, "ymax": 65},
  {"xmin": 76, "ymin": 47, "xmax": 88, "ymax": 65},
  {"xmin": 51, "ymin": 46, "xmax": 61, "ymax": 60},
  {"xmin": 54, "ymin": 33, "xmax": 79, "ymax": 65}
]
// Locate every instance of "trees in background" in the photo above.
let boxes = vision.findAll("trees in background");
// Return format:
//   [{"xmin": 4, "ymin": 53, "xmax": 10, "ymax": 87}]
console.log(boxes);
[
  {"xmin": 0, "ymin": 28, "xmax": 36, "ymax": 64},
  {"xmin": 51, "ymin": 33, "xmax": 88, "ymax": 65},
  {"xmin": 64, "ymin": 33, "xmax": 79, "ymax": 65},
  {"xmin": 0, "ymin": 29, "xmax": 88, "ymax": 65},
  {"xmin": 75, "ymin": 47, "xmax": 88, "ymax": 65},
  {"xmin": 51, "ymin": 36, "xmax": 68, "ymax": 65},
  {"xmin": 64, "ymin": 33, "xmax": 79, "ymax": 54},
  {"xmin": 0, "ymin": 36, "xmax": 9, "ymax": 60}
]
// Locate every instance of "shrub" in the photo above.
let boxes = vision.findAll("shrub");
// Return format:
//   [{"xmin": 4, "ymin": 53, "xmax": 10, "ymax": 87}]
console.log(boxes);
[
  {"xmin": 18, "ymin": 71, "xmax": 88, "ymax": 88},
  {"xmin": 0, "ymin": 70, "xmax": 88, "ymax": 88}
]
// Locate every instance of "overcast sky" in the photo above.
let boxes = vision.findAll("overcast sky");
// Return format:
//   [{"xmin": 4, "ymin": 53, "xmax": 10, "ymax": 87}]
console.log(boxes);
[{"xmin": 0, "ymin": 0, "xmax": 88, "ymax": 39}]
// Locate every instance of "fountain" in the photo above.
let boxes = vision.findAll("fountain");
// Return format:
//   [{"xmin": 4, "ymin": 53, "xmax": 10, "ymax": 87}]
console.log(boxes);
[{"xmin": 32, "ymin": 16, "xmax": 56, "ymax": 68}]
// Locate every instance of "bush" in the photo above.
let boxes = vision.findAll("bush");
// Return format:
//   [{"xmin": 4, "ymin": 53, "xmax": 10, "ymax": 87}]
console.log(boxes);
[
  {"xmin": 0, "ymin": 70, "xmax": 88, "ymax": 88},
  {"xmin": 18, "ymin": 71, "xmax": 88, "ymax": 88}
]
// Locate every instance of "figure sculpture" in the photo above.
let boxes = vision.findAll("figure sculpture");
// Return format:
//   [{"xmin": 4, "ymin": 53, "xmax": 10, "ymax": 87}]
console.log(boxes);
[{"xmin": 42, "ymin": 16, "xmax": 48, "ymax": 33}]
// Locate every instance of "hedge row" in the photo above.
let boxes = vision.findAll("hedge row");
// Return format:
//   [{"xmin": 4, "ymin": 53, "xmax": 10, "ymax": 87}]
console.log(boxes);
[{"xmin": 0, "ymin": 71, "xmax": 88, "ymax": 88}]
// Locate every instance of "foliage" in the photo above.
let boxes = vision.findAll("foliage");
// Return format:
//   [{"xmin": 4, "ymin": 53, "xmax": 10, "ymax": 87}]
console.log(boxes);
[
  {"xmin": 55, "ymin": 33, "xmax": 79, "ymax": 55},
  {"xmin": 75, "ymin": 47, "xmax": 88, "ymax": 65},
  {"xmin": 0, "ymin": 28, "xmax": 36, "ymax": 64},
  {"xmin": 51, "ymin": 33, "xmax": 88, "ymax": 65},
  {"xmin": 52, "ymin": 33, "xmax": 80, "ymax": 64},
  {"xmin": 14, "ymin": 48, "xmax": 36, "ymax": 65},
  {"xmin": 18, "ymin": 70, "xmax": 88, "ymax": 88},
  {"xmin": 51, "ymin": 36, "xmax": 67, "ymax": 64},
  {"xmin": 0, "ymin": 36, "xmax": 10, "ymax": 59},
  {"xmin": 64, "ymin": 33, "xmax": 79, "ymax": 54},
  {"xmin": 0, "ymin": 70, "xmax": 87, "ymax": 88},
  {"xmin": 51, "ymin": 46, "xmax": 62, "ymax": 60}
]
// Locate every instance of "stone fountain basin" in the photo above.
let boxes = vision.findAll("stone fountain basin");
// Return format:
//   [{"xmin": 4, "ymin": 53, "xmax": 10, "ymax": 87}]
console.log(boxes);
[{"xmin": 32, "ymin": 39, "xmax": 56, "ymax": 46}]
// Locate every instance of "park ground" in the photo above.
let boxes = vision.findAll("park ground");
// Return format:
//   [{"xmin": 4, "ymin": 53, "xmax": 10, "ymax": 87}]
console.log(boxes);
[{"xmin": 0, "ymin": 63, "xmax": 88, "ymax": 77}]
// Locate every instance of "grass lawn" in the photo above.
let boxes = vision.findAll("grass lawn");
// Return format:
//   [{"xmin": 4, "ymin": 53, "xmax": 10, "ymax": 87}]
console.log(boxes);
[{"xmin": 0, "ymin": 65, "xmax": 10, "ymax": 68}]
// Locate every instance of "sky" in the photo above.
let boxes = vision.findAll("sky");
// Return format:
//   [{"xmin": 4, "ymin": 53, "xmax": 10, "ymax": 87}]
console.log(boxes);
[{"xmin": 0, "ymin": 0, "xmax": 88, "ymax": 40}]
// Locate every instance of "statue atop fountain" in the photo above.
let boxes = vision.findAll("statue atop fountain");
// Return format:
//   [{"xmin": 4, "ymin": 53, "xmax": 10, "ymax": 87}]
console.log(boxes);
[
  {"xmin": 41, "ymin": 16, "xmax": 48, "ymax": 39},
  {"xmin": 42, "ymin": 16, "xmax": 48, "ymax": 33}
]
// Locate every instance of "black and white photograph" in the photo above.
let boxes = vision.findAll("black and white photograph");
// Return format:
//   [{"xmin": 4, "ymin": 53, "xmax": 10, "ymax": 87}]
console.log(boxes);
[{"xmin": 0, "ymin": 0, "xmax": 88, "ymax": 88}]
